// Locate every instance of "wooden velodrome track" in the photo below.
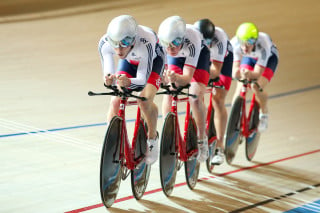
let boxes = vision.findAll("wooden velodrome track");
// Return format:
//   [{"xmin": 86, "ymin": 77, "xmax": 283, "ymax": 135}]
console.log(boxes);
[{"xmin": 1, "ymin": 0, "xmax": 320, "ymax": 212}]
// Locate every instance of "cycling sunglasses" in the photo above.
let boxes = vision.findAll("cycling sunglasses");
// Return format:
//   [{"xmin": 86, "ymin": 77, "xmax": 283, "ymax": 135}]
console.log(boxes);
[
  {"xmin": 107, "ymin": 36, "xmax": 135, "ymax": 48},
  {"xmin": 240, "ymin": 38, "xmax": 257, "ymax": 46},
  {"xmin": 205, "ymin": 38, "xmax": 212, "ymax": 46},
  {"xmin": 161, "ymin": 37, "xmax": 184, "ymax": 48}
]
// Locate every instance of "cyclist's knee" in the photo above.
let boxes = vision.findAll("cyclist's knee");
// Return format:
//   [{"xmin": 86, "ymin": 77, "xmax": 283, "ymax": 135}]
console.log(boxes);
[
  {"xmin": 139, "ymin": 99, "xmax": 157, "ymax": 113},
  {"xmin": 212, "ymin": 96, "xmax": 225, "ymax": 108}
]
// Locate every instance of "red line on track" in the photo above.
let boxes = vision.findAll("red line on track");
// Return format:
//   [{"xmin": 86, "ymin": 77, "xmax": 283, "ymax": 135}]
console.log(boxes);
[{"xmin": 65, "ymin": 149, "xmax": 320, "ymax": 213}]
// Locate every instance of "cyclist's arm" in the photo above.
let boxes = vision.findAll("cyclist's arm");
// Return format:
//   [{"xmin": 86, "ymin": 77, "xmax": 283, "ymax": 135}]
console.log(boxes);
[
  {"xmin": 251, "ymin": 64, "xmax": 265, "ymax": 79},
  {"xmin": 98, "ymin": 38, "xmax": 117, "ymax": 85},
  {"xmin": 210, "ymin": 60, "xmax": 223, "ymax": 79},
  {"xmin": 128, "ymin": 43, "xmax": 154, "ymax": 89},
  {"xmin": 232, "ymin": 61, "xmax": 241, "ymax": 79},
  {"xmin": 168, "ymin": 65, "xmax": 195, "ymax": 86}
]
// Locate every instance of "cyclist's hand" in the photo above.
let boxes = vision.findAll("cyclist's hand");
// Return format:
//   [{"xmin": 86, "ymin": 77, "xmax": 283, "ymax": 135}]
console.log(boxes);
[
  {"xmin": 116, "ymin": 74, "xmax": 131, "ymax": 88},
  {"xmin": 161, "ymin": 70, "xmax": 169, "ymax": 84},
  {"xmin": 105, "ymin": 74, "xmax": 115, "ymax": 86},
  {"xmin": 240, "ymin": 68, "xmax": 251, "ymax": 80},
  {"xmin": 167, "ymin": 70, "xmax": 177, "ymax": 83}
]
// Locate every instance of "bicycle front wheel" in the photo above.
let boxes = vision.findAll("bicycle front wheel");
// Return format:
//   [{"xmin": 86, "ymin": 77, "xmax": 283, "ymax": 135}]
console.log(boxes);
[
  {"xmin": 160, "ymin": 112, "xmax": 178, "ymax": 197},
  {"xmin": 225, "ymin": 96, "xmax": 244, "ymax": 164},
  {"xmin": 246, "ymin": 100, "xmax": 261, "ymax": 161},
  {"xmin": 185, "ymin": 116, "xmax": 200, "ymax": 190},
  {"xmin": 131, "ymin": 121, "xmax": 151, "ymax": 200},
  {"xmin": 100, "ymin": 116, "xmax": 123, "ymax": 208}
]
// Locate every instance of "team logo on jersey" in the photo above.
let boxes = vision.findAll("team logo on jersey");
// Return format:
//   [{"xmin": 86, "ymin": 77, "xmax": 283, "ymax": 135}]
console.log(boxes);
[
  {"xmin": 140, "ymin": 38, "xmax": 148, "ymax": 44},
  {"xmin": 156, "ymin": 78, "xmax": 161, "ymax": 87}
]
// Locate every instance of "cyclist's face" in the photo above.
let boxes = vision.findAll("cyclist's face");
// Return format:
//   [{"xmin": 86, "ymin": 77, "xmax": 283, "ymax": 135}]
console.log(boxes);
[
  {"xmin": 166, "ymin": 44, "xmax": 182, "ymax": 56},
  {"xmin": 114, "ymin": 46, "xmax": 132, "ymax": 59},
  {"xmin": 241, "ymin": 43, "xmax": 254, "ymax": 54}
]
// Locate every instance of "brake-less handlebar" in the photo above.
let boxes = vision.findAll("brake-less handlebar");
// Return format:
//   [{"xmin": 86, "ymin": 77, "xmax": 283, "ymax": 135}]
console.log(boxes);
[{"xmin": 88, "ymin": 84, "xmax": 147, "ymax": 101}]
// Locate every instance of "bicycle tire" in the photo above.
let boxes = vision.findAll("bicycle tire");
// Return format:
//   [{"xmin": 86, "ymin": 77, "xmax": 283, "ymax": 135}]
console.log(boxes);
[
  {"xmin": 131, "ymin": 121, "xmax": 151, "ymax": 200},
  {"xmin": 206, "ymin": 106, "xmax": 217, "ymax": 173},
  {"xmin": 225, "ymin": 96, "xmax": 244, "ymax": 165},
  {"xmin": 100, "ymin": 116, "xmax": 123, "ymax": 208},
  {"xmin": 246, "ymin": 100, "xmax": 261, "ymax": 161},
  {"xmin": 159, "ymin": 112, "xmax": 178, "ymax": 197},
  {"xmin": 185, "ymin": 117, "xmax": 200, "ymax": 190}
]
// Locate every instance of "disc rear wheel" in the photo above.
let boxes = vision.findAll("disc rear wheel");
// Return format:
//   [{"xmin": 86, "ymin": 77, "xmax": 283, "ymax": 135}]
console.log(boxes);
[
  {"xmin": 185, "ymin": 117, "xmax": 200, "ymax": 189},
  {"xmin": 246, "ymin": 101, "xmax": 261, "ymax": 161},
  {"xmin": 131, "ymin": 121, "xmax": 151, "ymax": 200}
]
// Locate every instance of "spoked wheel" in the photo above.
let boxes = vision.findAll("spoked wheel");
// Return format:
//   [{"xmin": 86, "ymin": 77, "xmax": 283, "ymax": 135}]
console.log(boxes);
[
  {"xmin": 185, "ymin": 117, "xmax": 200, "ymax": 190},
  {"xmin": 100, "ymin": 116, "xmax": 123, "ymax": 208},
  {"xmin": 160, "ymin": 112, "xmax": 178, "ymax": 197},
  {"xmin": 206, "ymin": 106, "xmax": 217, "ymax": 173},
  {"xmin": 225, "ymin": 97, "xmax": 244, "ymax": 165},
  {"xmin": 131, "ymin": 121, "xmax": 151, "ymax": 200},
  {"xmin": 246, "ymin": 101, "xmax": 261, "ymax": 161}
]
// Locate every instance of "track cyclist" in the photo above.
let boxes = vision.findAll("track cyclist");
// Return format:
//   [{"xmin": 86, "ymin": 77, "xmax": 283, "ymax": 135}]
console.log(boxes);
[
  {"xmin": 98, "ymin": 15, "xmax": 165, "ymax": 165},
  {"xmin": 194, "ymin": 19, "xmax": 233, "ymax": 165},
  {"xmin": 158, "ymin": 16, "xmax": 211, "ymax": 162},
  {"xmin": 230, "ymin": 22, "xmax": 279, "ymax": 132}
]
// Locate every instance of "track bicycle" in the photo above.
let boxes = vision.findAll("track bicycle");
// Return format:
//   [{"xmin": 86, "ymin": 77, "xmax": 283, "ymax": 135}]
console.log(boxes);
[
  {"xmin": 88, "ymin": 85, "xmax": 151, "ymax": 208},
  {"xmin": 157, "ymin": 83, "xmax": 200, "ymax": 197},
  {"xmin": 225, "ymin": 79, "xmax": 262, "ymax": 164},
  {"xmin": 205, "ymin": 78, "xmax": 225, "ymax": 173}
]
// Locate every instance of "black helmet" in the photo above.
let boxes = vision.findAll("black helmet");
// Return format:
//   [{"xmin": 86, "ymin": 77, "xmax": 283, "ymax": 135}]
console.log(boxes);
[{"xmin": 194, "ymin": 19, "xmax": 215, "ymax": 40}]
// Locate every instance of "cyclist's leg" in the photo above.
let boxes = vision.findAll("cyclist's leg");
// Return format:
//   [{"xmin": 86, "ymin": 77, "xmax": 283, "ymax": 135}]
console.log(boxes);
[
  {"xmin": 107, "ymin": 96, "xmax": 120, "ymax": 122},
  {"xmin": 190, "ymin": 45, "xmax": 210, "ymax": 141},
  {"xmin": 212, "ymin": 85, "xmax": 228, "ymax": 149},
  {"xmin": 253, "ymin": 76, "xmax": 269, "ymax": 114},
  {"xmin": 212, "ymin": 52, "xmax": 233, "ymax": 151},
  {"xmin": 141, "ymin": 44, "xmax": 165, "ymax": 164},
  {"xmin": 253, "ymin": 53, "xmax": 278, "ymax": 114},
  {"xmin": 252, "ymin": 53, "xmax": 278, "ymax": 131},
  {"xmin": 189, "ymin": 82, "xmax": 207, "ymax": 140},
  {"xmin": 141, "ymin": 44, "xmax": 164, "ymax": 139},
  {"xmin": 162, "ymin": 95, "xmax": 172, "ymax": 121},
  {"xmin": 139, "ymin": 82, "xmax": 158, "ymax": 139}
]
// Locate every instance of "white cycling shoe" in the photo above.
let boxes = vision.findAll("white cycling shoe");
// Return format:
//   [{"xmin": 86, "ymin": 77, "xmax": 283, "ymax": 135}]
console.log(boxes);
[
  {"xmin": 258, "ymin": 113, "xmax": 269, "ymax": 132},
  {"xmin": 145, "ymin": 133, "xmax": 159, "ymax": 165},
  {"xmin": 211, "ymin": 148, "xmax": 225, "ymax": 165},
  {"xmin": 197, "ymin": 137, "xmax": 209, "ymax": 162}
]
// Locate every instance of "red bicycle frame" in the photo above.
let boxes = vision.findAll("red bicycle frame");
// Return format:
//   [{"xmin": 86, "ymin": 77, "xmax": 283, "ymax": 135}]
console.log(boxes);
[
  {"xmin": 171, "ymin": 95, "xmax": 198, "ymax": 162},
  {"xmin": 118, "ymin": 97, "xmax": 147, "ymax": 170},
  {"xmin": 239, "ymin": 83, "xmax": 257, "ymax": 138}
]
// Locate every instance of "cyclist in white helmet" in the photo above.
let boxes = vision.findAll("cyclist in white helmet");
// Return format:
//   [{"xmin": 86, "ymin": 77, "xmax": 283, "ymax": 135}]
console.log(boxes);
[
  {"xmin": 194, "ymin": 19, "xmax": 233, "ymax": 166},
  {"xmin": 158, "ymin": 16, "xmax": 211, "ymax": 162},
  {"xmin": 98, "ymin": 15, "xmax": 165, "ymax": 165},
  {"xmin": 231, "ymin": 22, "xmax": 279, "ymax": 132}
]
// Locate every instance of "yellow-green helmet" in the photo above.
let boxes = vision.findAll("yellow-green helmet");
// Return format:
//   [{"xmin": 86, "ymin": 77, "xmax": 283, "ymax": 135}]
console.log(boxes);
[{"xmin": 236, "ymin": 22, "xmax": 258, "ymax": 44}]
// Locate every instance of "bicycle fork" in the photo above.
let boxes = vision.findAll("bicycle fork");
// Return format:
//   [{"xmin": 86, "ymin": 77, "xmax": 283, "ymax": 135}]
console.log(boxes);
[
  {"xmin": 118, "ymin": 98, "xmax": 135, "ymax": 170},
  {"xmin": 240, "ymin": 86, "xmax": 257, "ymax": 138}
]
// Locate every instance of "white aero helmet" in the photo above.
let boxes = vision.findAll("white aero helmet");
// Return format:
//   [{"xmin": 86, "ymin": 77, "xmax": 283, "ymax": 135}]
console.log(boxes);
[
  {"xmin": 158, "ymin": 16, "xmax": 186, "ymax": 48},
  {"xmin": 106, "ymin": 15, "xmax": 138, "ymax": 48}
]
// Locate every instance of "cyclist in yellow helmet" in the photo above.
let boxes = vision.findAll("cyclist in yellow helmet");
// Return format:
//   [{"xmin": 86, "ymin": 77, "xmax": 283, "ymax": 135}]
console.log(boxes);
[{"xmin": 230, "ymin": 22, "xmax": 279, "ymax": 132}]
